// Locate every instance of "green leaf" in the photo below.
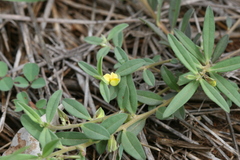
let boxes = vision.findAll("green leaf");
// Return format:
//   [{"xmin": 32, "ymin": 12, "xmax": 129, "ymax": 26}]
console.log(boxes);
[
  {"xmin": 174, "ymin": 29, "xmax": 205, "ymax": 63},
  {"xmin": 0, "ymin": 61, "xmax": 8, "ymax": 77},
  {"xmin": 121, "ymin": 131, "xmax": 146, "ymax": 160},
  {"xmin": 107, "ymin": 23, "xmax": 129, "ymax": 41},
  {"xmin": 62, "ymin": 98, "xmax": 91, "ymax": 120},
  {"xmin": 114, "ymin": 46, "xmax": 129, "ymax": 63},
  {"xmin": 42, "ymin": 139, "xmax": 60, "ymax": 158},
  {"xmin": 212, "ymin": 35, "xmax": 229, "ymax": 63},
  {"xmin": 200, "ymin": 79, "xmax": 229, "ymax": 112},
  {"xmin": 36, "ymin": 99, "xmax": 47, "ymax": 109},
  {"xmin": 127, "ymin": 119, "xmax": 146, "ymax": 135},
  {"xmin": 137, "ymin": 90, "xmax": 163, "ymax": 105},
  {"xmin": 116, "ymin": 59, "xmax": 145, "ymax": 76},
  {"xmin": 0, "ymin": 154, "xmax": 38, "ymax": 160},
  {"xmin": 209, "ymin": 56, "xmax": 240, "ymax": 72},
  {"xmin": 96, "ymin": 140, "xmax": 108, "ymax": 154},
  {"xmin": 168, "ymin": 34, "xmax": 200, "ymax": 74},
  {"xmin": 14, "ymin": 76, "xmax": 29, "ymax": 88},
  {"xmin": 163, "ymin": 80, "xmax": 199, "ymax": 117},
  {"xmin": 23, "ymin": 63, "xmax": 39, "ymax": 82},
  {"xmin": 156, "ymin": 107, "xmax": 171, "ymax": 120},
  {"xmin": 96, "ymin": 46, "xmax": 110, "ymax": 61},
  {"xmin": 56, "ymin": 132, "xmax": 89, "ymax": 146},
  {"xmin": 177, "ymin": 72, "xmax": 195, "ymax": 86},
  {"xmin": 82, "ymin": 123, "xmax": 110, "ymax": 140},
  {"xmin": 84, "ymin": 36, "xmax": 103, "ymax": 45},
  {"xmin": 203, "ymin": 6, "xmax": 215, "ymax": 62},
  {"xmin": 0, "ymin": 77, "xmax": 13, "ymax": 91},
  {"xmin": 142, "ymin": 69, "xmax": 155, "ymax": 86},
  {"xmin": 169, "ymin": 0, "xmax": 181, "ymax": 30},
  {"xmin": 99, "ymin": 81, "xmax": 111, "ymax": 103},
  {"xmin": 117, "ymin": 76, "xmax": 127, "ymax": 110},
  {"xmin": 20, "ymin": 114, "xmax": 43, "ymax": 140},
  {"xmin": 113, "ymin": 31, "xmax": 124, "ymax": 47},
  {"xmin": 161, "ymin": 65, "xmax": 179, "ymax": 90},
  {"xmin": 31, "ymin": 77, "xmax": 46, "ymax": 89},
  {"xmin": 46, "ymin": 90, "xmax": 62, "ymax": 123},
  {"xmin": 174, "ymin": 106, "xmax": 186, "ymax": 120},
  {"xmin": 179, "ymin": 8, "xmax": 194, "ymax": 32},
  {"xmin": 210, "ymin": 72, "xmax": 240, "ymax": 107},
  {"xmin": 16, "ymin": 91, "xmax": 30, "ymax": 104},
  {"xmin": 16, "ymin": 101, "xmax": 43, "ymax": 124},
  {"xmin": 101, "ymin": 113, "xmax": 128, "ymax": 134},
  {"xmin": 39, "ymin": 128, "xmax": 59, "ymax": 149},
  {"xmin": 78, "ymin": 61, "xmax": 101, "ymax": 78},
  {"xmin": 125, "ymin": 74, "xmax": 138, "ymax": 113},
  {"xmin": 140, "ymin": 18, "xmax": 167, "ymax": 42}
]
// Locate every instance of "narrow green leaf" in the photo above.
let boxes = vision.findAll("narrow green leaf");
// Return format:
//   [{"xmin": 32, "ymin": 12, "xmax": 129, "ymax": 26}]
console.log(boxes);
[
  {"xmin": 97, "ymin": 56, "xmax": 104, "ymax": 76},
  {"xmin": 96, "ymin": 140, "xmax": 108, "ymax": 154},
  {"xmin": 209, "ymin": 56, "xmax": 240, "ymax": 72},
  {"xmin": 117, "ymin": 76, "xmax": 127, "ymax": 110},
  {"xmin": 126, "ymin": 74, "xmax": 138, "ymax": 113},
  {"xmin": 163, "ymin": 80, "xmax": 199, "ymax": 117},
  {"xmin": 82, "ymin": 123, "xmax": 110, "ymax": 140},
  {"xmin": 20, "ymin": 114, "xmax": 43, "ymax": 140},
  {"xmin": 84, "ymin": 36, "xmax": 103, "ymax": 45},
  {"xmin": 161, "ymin": 65, "xmax": 179, "ymax": 90},
  {"xmin": 114, "ymin": 46, "xmax": 129, "ymax": 63},
  {"xmin": 23, "ymin": 63, "xmax": 39, "ymax": 82},
  {"xmin": 143, "ymin": 69, "xmax": 155, "ymax": 86},
  {"xmin": 16, "ymin": 102, "xmax": 42, "ymax": 124},
  {"xmin": 96, "ymin": 47, "xmax": 110, "ymax": 61},
  {"xmin": 210, "ymin": 72, "xmax": 240, "ymax": 106},
  {"xmin": 177, "ymin": 72, "xmax": 195, "ymax": 86},
  {"xmin": 31, "ymin": 77, "xmax": 46, "ymax": 89},
  {"xmin": 0, "ymin": 154, "xmax": 38, "ymax": 160},
  {"xmin": 137, "ymin": 90, "xmax": 163, "ymax": 105},
  {"xmin": 140, "ymin": 18, "xmax": 167, "ymax": 41},
  {"xmin": 55, "ymin": 132, "xmax": 89, "ymax": 146},
  {"xmin": 200, "ymin": 79, "xmax": 229, "ymax": 112},
  {"xmin": 169, "ymin": 0, "xmax": 181, "ymax": 30},
  {"xmin": 116, "ymin": 59, "xmax": 145, "ymax": 76},
  {"xmin": 101, "ymin": 113, "xmax": 128, "ymax": 134},
  {"xmin": 203, "ymin": 6, "xmax": 215, "ymax": 62},
  {"xmin": 168, "ymin": 34, "xmax": 200, "ymax": 74},
  {"xmin": 179, "ymin": 8, "xmax": 194, "ymax": 32},
  {"xmin": 121, "ymin": 131, "xmax": 146, "ymax": 160},
  {"xmin": 156, "ymin": 107, "xmax": 170, "ymax": 120},
  {"xmin": 113, "ymin": 31, "xmax": 124, "ymax": 47},
  {"xmin": 212, "ymin": 35, "xmax": 229, "ymax": 62},
  {"xmin": 46, "ymin": 90, "xmax": 62, "ymax": 123},
  {"xmin": 0, "ymin": 61, "xmax": 8, "ymax": 77},
  {"xmin": 62, "ymin": 98, "xmax": 91, "ymax": 120},
  {"xmin": 107, "ymin": 23, "xmax": 129, "ymax": 41},
  {"xmin": 39, "ymin": 128, "xmax": 58, "ymax": 149},
  {"xmin": 78, "ymin": 61, "xmax": 101, "ymax": 78},
  {"xmin": 14, "ymin": 76, "xmax": 29, "ymax": 88},
  {"xmin": 127, "ymin": 119, "xmax": 146, "ymax": 135},
  {"xmin": 174, "ymin": 29, "xmax": 205, "ymax": 63},
  {"xmin": 42, "ymin": 139, "xmax": 60, "ymax": 158},
  {"xmin": 0, "ymin": 77, "xmax": 13, "ymax": 91},
  {"xmin": 99, "ymin": 81, "xmax": 110, "ymax": 103}
]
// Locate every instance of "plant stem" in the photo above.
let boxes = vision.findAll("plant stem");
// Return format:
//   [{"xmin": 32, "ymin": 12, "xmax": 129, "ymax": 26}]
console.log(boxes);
[{"xmin": 116, "ymin": 98, "xmax": 172, "ymax": 132}]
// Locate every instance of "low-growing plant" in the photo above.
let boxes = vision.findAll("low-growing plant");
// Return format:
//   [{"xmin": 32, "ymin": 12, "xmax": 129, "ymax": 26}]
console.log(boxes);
[{"xmin": 1, "ymin": 1, "xmax": 240, "ymax": 160}]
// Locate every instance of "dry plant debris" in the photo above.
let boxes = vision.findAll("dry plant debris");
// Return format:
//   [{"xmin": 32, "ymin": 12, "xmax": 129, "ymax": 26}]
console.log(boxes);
[{"xmin": 0, "ymin": 0, "xmax": 240, "ymax": 159}]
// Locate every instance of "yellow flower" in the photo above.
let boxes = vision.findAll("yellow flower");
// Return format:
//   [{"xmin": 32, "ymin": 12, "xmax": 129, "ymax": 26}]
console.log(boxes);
[{"xmin": 103, "ymin": 72, "xmax": 120, "ymax": 86}]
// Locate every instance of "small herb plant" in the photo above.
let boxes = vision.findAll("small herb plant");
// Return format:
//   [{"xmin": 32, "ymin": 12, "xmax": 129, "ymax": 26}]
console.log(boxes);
[{"xmin": 1, "ymin": 2, "xmax": 240, "ymax": 160}]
